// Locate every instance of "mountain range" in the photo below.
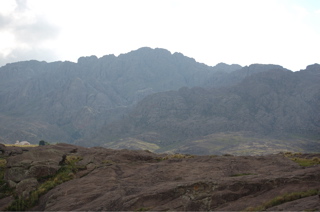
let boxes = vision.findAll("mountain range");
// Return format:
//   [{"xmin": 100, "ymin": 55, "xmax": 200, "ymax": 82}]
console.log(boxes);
[{"xmin": 0, "ymin": 47, "xmax": 319, "ymax": 155}]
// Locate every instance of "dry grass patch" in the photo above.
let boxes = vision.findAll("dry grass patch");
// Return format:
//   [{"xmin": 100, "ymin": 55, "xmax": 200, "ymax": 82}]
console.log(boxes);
[
  {"xmin": 4, "ymin": 144, "xmax": 38, "ymax": 147},
  {"xmin": 283, "ymin": 152, "xmax": 320, "ymax": 167},
  {"xmin": 245, "ymin": 189, "xmax": 319, "ymax": 211},
  {"xmin": 158, "ymin": 153, "xmax": 195, "ymax": 161}
]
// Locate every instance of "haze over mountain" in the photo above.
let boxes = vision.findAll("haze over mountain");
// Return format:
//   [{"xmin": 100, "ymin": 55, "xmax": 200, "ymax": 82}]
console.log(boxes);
[{"xmin": 0, "ymin": 47, "xmax": 319, "ymax": 155}]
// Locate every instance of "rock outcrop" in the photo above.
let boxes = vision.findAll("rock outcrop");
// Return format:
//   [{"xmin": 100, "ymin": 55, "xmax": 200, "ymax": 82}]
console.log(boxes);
[
  {"xmin": 1, "ymin": 144, "xmax": 74, "ymax": 201},
  {"xmin": 0, "ymin": 144, "xmax": 319, "ymax": 211}
]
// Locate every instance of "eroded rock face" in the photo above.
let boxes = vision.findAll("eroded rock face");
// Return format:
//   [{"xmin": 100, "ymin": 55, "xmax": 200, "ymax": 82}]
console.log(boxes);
[
  {"xmin": 1, "ymin": 144, "xmax": 320, "ymax": 211},
  {"xmin": 3, "ymin": 143, "xmax": 83, "ymax": 186}
]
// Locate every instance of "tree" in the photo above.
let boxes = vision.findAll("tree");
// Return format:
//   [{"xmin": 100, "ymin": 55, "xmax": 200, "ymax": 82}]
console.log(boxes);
[{"xmin": 39, "ymin": 140, "xmax": 49, "ymax": 146}]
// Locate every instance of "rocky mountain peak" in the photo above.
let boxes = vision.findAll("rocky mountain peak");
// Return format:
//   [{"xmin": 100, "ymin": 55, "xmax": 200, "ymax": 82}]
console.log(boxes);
[
  {"xmin": 77, "ymin": 55, "xmax": 98, "ymax": 65},
  {"xmin": 213, "ymin": 62, "xmax": 242, "ymax": 73},
  {"xmin": 304, "ymin": 63, "xmax": 320, "ymax": 72}
]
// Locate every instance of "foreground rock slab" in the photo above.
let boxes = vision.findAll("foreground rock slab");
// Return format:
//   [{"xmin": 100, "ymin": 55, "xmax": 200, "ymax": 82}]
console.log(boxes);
[{"xmin": 0, "ymin": 143, "xmax": 319, "ymax": 211}]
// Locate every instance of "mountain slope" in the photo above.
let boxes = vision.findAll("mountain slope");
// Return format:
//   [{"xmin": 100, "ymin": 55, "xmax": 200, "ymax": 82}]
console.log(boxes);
[
  {"xmin": 93, "ymin": 64, "xmax": 320, "ymax": 154},
  {"xmin": 0, "ymin": 47, "xmax": 241, "ymax": 144}
]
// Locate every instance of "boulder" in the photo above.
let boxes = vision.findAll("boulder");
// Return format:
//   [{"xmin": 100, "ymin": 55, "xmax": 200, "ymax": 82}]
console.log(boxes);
[
  {"xmin": 16, "ymin": 178, "xmax": 39, "ymax": 198},
  {"xmin": 6, "ymin": 180, "xmax": 17, "ymax": 188},
  {"xmin": 4, "ymin": 167, "xmax": 27, "ymax": 183},
  {"xmin": 27, "ymin": 165, "xmax": 59, "ymax": 179},
  {"xmin": 0, "ymin": 196, "xmax": 14, "ymax": 211}
]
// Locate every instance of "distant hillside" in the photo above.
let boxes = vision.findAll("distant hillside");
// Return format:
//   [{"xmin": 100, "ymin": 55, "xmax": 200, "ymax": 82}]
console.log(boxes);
[
  {"xmin": 92, "ymin": 64, "xmax": 320, "ymax": 155},
  {"xmin": 0, "ymin": 47, "xmax": 241, "ymax": 144}
]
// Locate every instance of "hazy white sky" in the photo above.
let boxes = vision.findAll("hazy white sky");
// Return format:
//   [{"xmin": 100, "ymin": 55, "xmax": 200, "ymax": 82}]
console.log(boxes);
[{"xmin": 0, "ymin": 0, "xmax": 319, "ymax": 71}]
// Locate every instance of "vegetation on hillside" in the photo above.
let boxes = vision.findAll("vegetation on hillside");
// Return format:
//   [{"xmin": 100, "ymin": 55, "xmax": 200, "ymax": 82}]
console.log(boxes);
[{"xmin": 5, "ymin": 155, "xmax": 83, "ymax": 211}]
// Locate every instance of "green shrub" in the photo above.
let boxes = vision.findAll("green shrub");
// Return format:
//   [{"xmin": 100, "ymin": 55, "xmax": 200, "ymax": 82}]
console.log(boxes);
[{"xmin": 38, "ymin": 140, "xmax": 50, "ymax": 146}]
